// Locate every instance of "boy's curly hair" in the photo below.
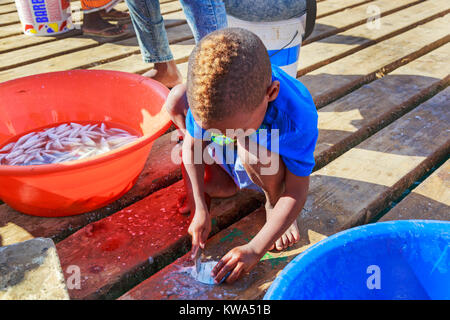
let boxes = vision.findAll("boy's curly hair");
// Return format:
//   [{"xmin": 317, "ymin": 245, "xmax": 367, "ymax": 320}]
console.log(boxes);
[{"xmin": 187, "ymin": 28, "xmax": 272, "ymax": 125}]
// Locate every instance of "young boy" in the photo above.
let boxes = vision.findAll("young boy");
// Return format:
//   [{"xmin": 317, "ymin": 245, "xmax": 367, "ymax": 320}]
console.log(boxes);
[{"xmin": 164, "ymin": 28, "xmax": 318, "ymax": 284}]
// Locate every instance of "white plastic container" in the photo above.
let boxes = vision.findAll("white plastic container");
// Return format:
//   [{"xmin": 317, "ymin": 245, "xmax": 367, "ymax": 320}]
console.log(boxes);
[
  {"xmin": 227, "ymin": 14, "xmax": 306, "ymax": 78},
  {"xmin": 14, "ymin": 0, "xmax": 73, "ymax": 36}
]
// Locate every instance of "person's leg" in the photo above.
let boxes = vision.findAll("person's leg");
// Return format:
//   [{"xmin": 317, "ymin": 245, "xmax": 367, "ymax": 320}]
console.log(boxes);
[
  {"xmin": 236, "ymin": 135, "xmax": 300, "ymax": 251},
  {"xmin": 224, "ymin": 0, "xmax": 307, "ymax": 22},
  {"xmin": 179, "ymin": 0, "xmax": 227, "ymax": 43},
  {"xmin": 125, "ymin": 0, "xmax": 182, "ymax": 87}
]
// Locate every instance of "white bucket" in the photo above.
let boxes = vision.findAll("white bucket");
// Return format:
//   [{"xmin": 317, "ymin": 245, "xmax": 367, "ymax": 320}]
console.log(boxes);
[
  {"xmin": 14, "ymin": 0, "xmax": 74, "ymax": 36},
  {"xmin": 227, "ymin": 15, "xmax": 306, "ymax": 78}
]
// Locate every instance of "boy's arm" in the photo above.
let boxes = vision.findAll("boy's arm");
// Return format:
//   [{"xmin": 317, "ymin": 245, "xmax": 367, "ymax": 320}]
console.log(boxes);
[
  {"xmin": 212, "ymin": 170, "xmax": 309, "ymax": 283},
  {"xmin": 182, "ymin": 133, "xmax": 211, "ymax": 255}
]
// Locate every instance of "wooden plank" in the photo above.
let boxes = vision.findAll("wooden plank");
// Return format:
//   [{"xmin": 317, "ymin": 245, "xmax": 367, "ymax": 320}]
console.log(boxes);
[
  {"xmin": 0, "ymin": 0, "xmax": 421, "ymax": 76},
  {"xmin": 316, "ymin": 0, "xmax": 374, "ymax": 18},
  {"xmin": 300, "ymin": 14, "xmax": 450, "ymax": 107},
  {"xmin": 0, "ymin": 3, "xmax": 15, "ymax": 14},
  {"xmin": 314, "ymin": 43, "xmax": 450, "ymax": 168},
  {"xmin": 0, "ymin": 30, "xmax": 83, "ymax": 54},
  {"xmin": 298, "ymin": 0, "xmax": 450, "ymax": 76},
  {"xmin": 119, "ymin": 87, "xmax": 450, "ymax": 300},
  {"xmin": 0, "ymin": 0, "xmax": 181, "ymax": 31},
  {"xmin": 0, "ymin": 37, "xmax": 103, "ymax": 71},
  {"xmin": 0, "ymin": 222, "xmax": 33, "ymax": 246},
  {"xmin": 379, "ymin": 160, "xmax": 450, "ymax": 222},
  {"xmin": 84, "ymin": 0, "xmax": 423, "ymax": 76},
  {"xmin": 0, "ymin": 23, "xmax": 21, "ymax": 39},
  {"xmin": 0, "ymin": 10, "xmax": 189, "ymax": 72},
  {"xmin": 0, "ymin": 11, "xmax": 16, "ymax": 26},
  {"xmin": 57, "ymin": 50, "xmax": 449, "ymax": 299},
  {"xmin": 0, "ymin": 238, "xmax": 69, "ymax": 300},
  {"xmin": 305, "ymin": 0, "xmax": 423, "ymax": 44},
  {"xmin": 56, "ymin": 182, "xmax": 264, "ymax": 299},
  {"xmin": 90, "ymin": 38, "xmax": 194, "ymax": 72},
  {"xmin": 0, "ymin": 132, "xmax": 182, "ymax": 242},
  {"xmin": 0, "ymin": 22, "xmax": 193, "ymax": 82}
]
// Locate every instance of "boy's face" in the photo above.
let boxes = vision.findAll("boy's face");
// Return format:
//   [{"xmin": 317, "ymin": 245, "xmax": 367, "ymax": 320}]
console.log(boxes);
[{"xmin": 202, "ymin": 80, "xmax": 280, "ymax": 139}]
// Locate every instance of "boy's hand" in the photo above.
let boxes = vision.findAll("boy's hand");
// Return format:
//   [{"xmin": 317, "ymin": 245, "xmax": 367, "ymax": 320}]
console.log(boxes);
[
  {"xmin": 211, "ymin": 244, "xmax": 261, "ymax": 284},
  {"xmin": 188, "ymin": 209, "xmax": 211, "ymax": 256}
]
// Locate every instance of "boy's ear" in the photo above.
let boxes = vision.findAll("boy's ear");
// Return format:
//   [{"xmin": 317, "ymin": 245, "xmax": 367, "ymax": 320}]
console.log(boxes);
[{"xmin": 266, "ymin": 80, "xmax": 280, "ymax": 102}]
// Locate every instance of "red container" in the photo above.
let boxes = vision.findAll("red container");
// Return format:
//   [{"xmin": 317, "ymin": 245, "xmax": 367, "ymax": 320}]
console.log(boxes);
[{"xmin": 0, "ymin": 70, "xmax": 171, "ymax": 217}]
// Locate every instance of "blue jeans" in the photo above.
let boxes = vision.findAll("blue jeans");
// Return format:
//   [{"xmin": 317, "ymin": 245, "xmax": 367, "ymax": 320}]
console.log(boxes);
[{"xmin": 126, "ymin": 0, "xmax": 307, "ymax": 63}]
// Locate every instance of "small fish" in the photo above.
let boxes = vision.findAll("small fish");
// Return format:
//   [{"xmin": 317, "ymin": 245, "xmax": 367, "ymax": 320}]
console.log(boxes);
[
  {"xmin": 53, "ymin": 139, "xmax": 64, "ymax": 150},
  {"xmin": 0, "ymin": 143, "xmax": 15, "ymax": 153},
  {"xmin": 81, "ymin": 135, "xmax": 96, "ymax": 147},
  {"xmin": 55, "ymin": 123, "xmax": 69, "ymax": 134},
  {"xmin": 48, "ymin": 133, "xmax": 59, "ymax": 140},
  {"xmin": 14, "ymin": 132, "xmax": 35, "ymax": 147},
  {"xmin": 20, "ymin": 135, "xmax": 42, "ymax": 149},
  {"xmin": 69, "ymin": 128, "xmax": 81, "ymax": 138},
  {"xmin": 2, "ymin": 122, "xmax": 139, "ymax": 166},
  {"xmin": 109, "ymin": 128, "xmax": 129, "ymax": 134},
  {"xmin": 70, "ymin": 123, "xmax": 82, "ymax": 129},
  {"xmin": 5, "ymin": 149, "xmax": 23, "ymax": 160}
]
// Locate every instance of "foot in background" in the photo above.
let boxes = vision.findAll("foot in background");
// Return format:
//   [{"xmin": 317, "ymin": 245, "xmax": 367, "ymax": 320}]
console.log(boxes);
[{"xmin": 143, "ymin": 60, "xmax": 184, "ymax": 88}]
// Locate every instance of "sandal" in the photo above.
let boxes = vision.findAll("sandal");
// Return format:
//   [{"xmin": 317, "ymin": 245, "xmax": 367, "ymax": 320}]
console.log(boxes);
[
  {"xmin": 99, "ymin": 9, "xmax": 131, "ymax": 22},
  {"xmin": 83, "ymin": 25, "xmax": 128, "ymax": 39}
]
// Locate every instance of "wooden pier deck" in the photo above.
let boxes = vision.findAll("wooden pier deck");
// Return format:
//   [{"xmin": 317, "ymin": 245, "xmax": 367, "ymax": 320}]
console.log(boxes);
[{"xmin": 0, "ymin": 0, "xmax": 449, "ymax": 300}]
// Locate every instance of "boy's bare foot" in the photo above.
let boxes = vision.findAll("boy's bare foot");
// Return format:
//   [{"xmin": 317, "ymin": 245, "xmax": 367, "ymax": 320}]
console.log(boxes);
[
  {"xmin": 143, "ymin": 61, "xmax": 183, "ymax": 89},
  {"xmin": 266, "ymin": 208, "xmax": 300, "ymax": 251}
]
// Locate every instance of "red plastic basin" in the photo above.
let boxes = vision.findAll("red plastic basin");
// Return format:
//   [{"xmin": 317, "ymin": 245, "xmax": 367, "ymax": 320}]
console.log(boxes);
[{"xmin": 0, "ymin": 70, "xmax": 171, "ymax": 217}]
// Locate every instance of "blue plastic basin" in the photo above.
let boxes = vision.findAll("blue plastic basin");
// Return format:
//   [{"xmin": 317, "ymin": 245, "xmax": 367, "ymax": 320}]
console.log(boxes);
[{"xmin": 264, "ymin": 220, "xmax": 450, "ymax": 300}]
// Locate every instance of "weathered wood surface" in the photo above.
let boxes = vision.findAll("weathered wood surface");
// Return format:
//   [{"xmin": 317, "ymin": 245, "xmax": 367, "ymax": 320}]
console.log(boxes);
[
  {"xmin": 380, "ymin": 160, "xmax": 450, "ymax": 222},
  {"xmin": 315, "ymin": 0, "xmax": 374, "ymax": 19},
  {"xmin": 0, "ymin": 132, "xmax": 181, "ymax": 242},
  {"xmin": 10, "ymin": 36, "xmax": 447, "ymax": 243},
  {"xmin": 0, "ymin": 21, "xmax": 192, "ymax": 82},
  {"xmin": 119, "ymin": 87, "xmax": 450, "ymax": 300},
  {"xmin": 0, "ymin": 11, "xmax": 190, "ymax": 74},
  {"xmin": 305, "ymin": 0, "xmax": 423, "ymax": 44},
  {"xmin": 0, "ymin": 3, "xmax": 15, "ymax": 14},
  {"xmin": 301, "ymin": 14, "xmax": 450, "ymax": 107},
  {"xmin": 78, "ymin": 0, "xmax": 428, "ymax": 76},
  {"xmin": 57, "ymin": 182, "xmax": 264, "ymax": 299},
  {"xmin": 0, "ymin": 222, "xmax": 33, "ymax": 246},
  {"xmin": 298, "ymin": 0, "xmax": 450, "ymax": 76},
  {"xmin": 314, "ymin": 43, "xmax": 450, "ymax": 168},
  {"xmin": 1, "ymin": 0, "xmax": 449, "ymax": 301},
  {"xmin": 1, "ymin": 0, "xmax": 424, "ymax": 79},
  {"xmin": 0, "ymin": 0, "xmax": 176, "ymax": 29},
  {"xmin": 3, "ymin": 0, "xmax": 442, "ymax": 246},
  {"xmin": 0, "ymin": 238, "xmax": 69, "ymax": 300},
  {"xmin": 52, "ymin": 42, "xmax": 450, "ymax": 299}
]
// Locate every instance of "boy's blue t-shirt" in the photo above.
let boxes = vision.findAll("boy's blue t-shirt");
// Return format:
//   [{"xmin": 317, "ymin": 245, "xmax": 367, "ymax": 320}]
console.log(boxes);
[{"xmin": 185, "ymin": 65, "xmax": 318, "ymax": 177}]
